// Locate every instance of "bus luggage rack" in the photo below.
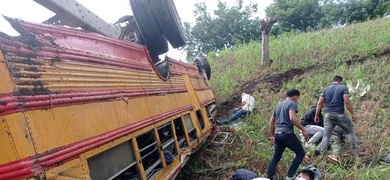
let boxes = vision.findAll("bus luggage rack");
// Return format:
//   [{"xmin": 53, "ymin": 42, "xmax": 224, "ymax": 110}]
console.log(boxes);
[{"xmin": 210, "ymin": 132, "xmax": 235, "ymax": 145}]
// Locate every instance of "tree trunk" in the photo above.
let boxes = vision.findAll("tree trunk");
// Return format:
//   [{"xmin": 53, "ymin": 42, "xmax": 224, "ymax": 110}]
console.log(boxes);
[
  {"xmin": 262, "ymin": 30, "xmax": 271, "ymax": 66},
  {"xmin": 259, "ymin": 17, "xmax": 278, "ymax": 67}
]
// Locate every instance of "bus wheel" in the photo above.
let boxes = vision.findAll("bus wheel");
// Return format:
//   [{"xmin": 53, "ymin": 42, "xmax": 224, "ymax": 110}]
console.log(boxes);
[
  {"xmin": 153, "ymin": 0, "xmax": 186, "ymax": 48},
  {"xmin": 194, "ymin": 56, "xmax": 211, "ymax": 80},
  {"xmin": 130, "ymin": 0, "xmax": 168, "ymax": 56}
]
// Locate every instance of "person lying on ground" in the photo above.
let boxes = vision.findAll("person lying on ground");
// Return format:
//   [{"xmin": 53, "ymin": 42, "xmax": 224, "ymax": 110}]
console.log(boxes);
[
  {"xmin": 217, "ymin": 92, "xmax": 254, "ymax": 125},
  {"xmin": 314, "ymin": 126, "xmax": 346, "ymax": 163},
  {"xmin": 295, "ymin": 165, "xmax": 322, "ymax": 180},
  {"xmin": 301, "ymin": 104, "xmax": 324, "ymax": 148}
]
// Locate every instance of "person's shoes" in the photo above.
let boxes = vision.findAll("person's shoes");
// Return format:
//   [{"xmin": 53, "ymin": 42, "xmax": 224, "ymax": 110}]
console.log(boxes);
[
  {"xmin": 304, "ymin": 152, "xmax": 311, "ymax": 160},
  {"xmin": 305, "ymin": 142, "xmax": 315, "ymax": 149},
  {"xmin": 314, "ymin": 149, "xmax": 320, "ymax": 156},
  {"xmin": 327, "ymin": 154, "xmax": 340, "ymax": 163}
]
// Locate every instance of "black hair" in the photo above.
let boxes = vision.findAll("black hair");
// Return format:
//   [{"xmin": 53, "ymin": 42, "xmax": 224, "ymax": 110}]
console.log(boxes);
[
  {"xmin": 333, "ymin": 75, "xmax": 343, "ymax": 82},
  {"xmin": 286, "ymin": 89, "xmax": 300, "ymax": 97},
  {"xmin": 300, "ymin": 170, "xmax": 315, "ymax": 180}
]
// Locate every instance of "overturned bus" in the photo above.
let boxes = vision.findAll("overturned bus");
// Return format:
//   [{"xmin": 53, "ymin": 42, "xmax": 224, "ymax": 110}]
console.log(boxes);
[{"xmin": 0, "ymin": 0, "xmax": 216, "ymax": 179}]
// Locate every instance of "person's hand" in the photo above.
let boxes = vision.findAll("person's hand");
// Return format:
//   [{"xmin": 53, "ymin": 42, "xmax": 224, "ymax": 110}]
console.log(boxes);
[
  {"xmin": 302, "ymin": 130, "xmax": 309, "ymax": 139},
  {"xmin": 314, "ymin": 116, "xmax": 319, "ymax": 124},
  {"xmin": 233, "ymin": 107, "xmax": 239, "ymax": 111},
  {"xmin": 351, "ymin": 114, "xmax": 357, "ymax": 122},
  {"xmin": 270, "ymin": 136, "xmax": 274, "ymax": 145}
]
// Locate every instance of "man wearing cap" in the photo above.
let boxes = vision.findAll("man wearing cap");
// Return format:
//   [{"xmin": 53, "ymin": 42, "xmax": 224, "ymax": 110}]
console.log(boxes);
[
  {"xmin": 315, "ymin": 75, "xmax": 358, "ymax": 156},
  {"xmin": 217, "ymin": 92, "xmax": 254, "ymax": 125},
  {"xmin": 267, "ymin": 89, "xmax": 309, "ymax": 180}
]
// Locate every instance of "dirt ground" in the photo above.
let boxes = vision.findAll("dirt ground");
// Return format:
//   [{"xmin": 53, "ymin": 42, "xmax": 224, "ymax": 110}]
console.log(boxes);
[{"xmin": 215, "ymin": 50, "xmax": 390, "ymax": 119}]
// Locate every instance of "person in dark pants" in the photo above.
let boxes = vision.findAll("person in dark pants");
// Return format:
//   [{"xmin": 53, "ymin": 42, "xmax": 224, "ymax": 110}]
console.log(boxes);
[
  {"xmin": 315, "ymin": 75, "xmax": 358, "ymax": 155},
  {"xmin": 267, "ymin": 89, "xmax": 309, "ymax": 180}
]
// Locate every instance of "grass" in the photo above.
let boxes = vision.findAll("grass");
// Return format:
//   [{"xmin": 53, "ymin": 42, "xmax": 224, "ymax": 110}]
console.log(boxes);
[
  {"xmin": 208, "ymin": 18, "xmax": 390, "ymax": 102},
  {"xmin": 181, "ymin": 18, "xmax": 390, "ymax": 179}
]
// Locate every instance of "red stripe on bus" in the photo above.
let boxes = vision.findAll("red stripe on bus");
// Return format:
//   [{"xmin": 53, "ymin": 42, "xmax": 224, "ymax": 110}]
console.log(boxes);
[
  {"xmin": 0, "ymin": 88, "xmax": 187, "ymax": 116},
  {"xmin": 0, "ymin": 105, "xmax": 193, "ymax": 180}
]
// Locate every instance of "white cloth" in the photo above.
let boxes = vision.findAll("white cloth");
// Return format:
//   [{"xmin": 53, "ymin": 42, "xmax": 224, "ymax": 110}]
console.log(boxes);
[{"xmin": 241, "ymin": 93, "xmax": 255, "ymax": 112}]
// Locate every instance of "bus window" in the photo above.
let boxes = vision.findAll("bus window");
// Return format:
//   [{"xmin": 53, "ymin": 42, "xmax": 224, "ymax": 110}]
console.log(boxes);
[
  {"xmin": 157, "ymin": 123, "xmax": 178, "ymax": 165},
  {"xmin": 196, "ymin": 110, "xmax": 205, "ymax": 130},
  {"xmin": 87, "ymin": 140, "xmax": 139, "ymax": 180},
  {"xmin": 183, "ymin": 114, "xmax": 197, "ymax": 141},
  {"xmin": 173, "ymin": 117, "xmax": 188, "ymax": 148},
  {"xmin": 136, "ymin": 131, "xmax": 163, "ymax": 179}
]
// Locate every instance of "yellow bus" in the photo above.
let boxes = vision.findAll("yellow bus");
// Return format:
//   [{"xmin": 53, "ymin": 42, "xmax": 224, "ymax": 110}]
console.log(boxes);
[{"xmin": 0, "ymin": 1, "xmax": 216, "ymax": 179}]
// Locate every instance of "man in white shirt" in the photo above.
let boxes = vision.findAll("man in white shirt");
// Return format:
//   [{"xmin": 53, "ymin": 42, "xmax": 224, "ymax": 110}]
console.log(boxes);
[{"xmin": 217, "ymin": 93, "xmax": 255, "ymax": 125}]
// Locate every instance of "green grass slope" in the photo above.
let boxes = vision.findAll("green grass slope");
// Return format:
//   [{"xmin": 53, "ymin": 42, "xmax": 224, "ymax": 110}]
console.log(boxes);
[{"xmin": 180, "ymin": 18, "xmax": 390, "ymax": 180}]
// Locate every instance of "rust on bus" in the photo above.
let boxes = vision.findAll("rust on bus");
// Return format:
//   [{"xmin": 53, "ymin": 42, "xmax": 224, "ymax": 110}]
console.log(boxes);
[{"xmin": 0, "ymin": 15, "xmax": 216, "ymax": 180}]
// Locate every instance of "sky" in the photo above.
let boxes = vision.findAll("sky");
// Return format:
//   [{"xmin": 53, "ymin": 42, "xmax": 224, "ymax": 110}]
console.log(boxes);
[{"xmin": 0, "ymin": 0, "xmax": 273, "ymax": 60}]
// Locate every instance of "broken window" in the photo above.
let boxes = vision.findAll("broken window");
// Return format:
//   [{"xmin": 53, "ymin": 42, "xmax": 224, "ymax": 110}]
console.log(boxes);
[
  {"xmin": 157, "ymin": 122, "xmax": 178, "ymax": 165},
  {"xmin": 87, "ymin": 140, "xmax": 139, "ymax": 180},
  {"xmin": 196, "ymin": 110, "xmax": 205, "ymax": 130},
  {"xmin": 136, "ymin": 131, "xmax": 162, "ymax": 179},
  {"xmin": 173, "ymin": 117, "xmax": 188, "ymax": 148},
  {"xmin": 183, "ymin": 114, "xmax": 197, "ymax": 141}
]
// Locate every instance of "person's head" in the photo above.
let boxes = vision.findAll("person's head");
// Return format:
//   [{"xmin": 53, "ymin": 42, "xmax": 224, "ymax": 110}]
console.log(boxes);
[
  {"xmin": 333, "ymin": 75, "xmax": 343, "ymax": 83},
  {"xmin": 296, "ymin": 165, "xmax": 322, "ymax": 180},
  {"xmin": 295, "ymin": 170, "xmax": 314, "ymax": 180},
  {"xmin": 286, "ymin": 89, "xmax": 300, "ymax": 101}
]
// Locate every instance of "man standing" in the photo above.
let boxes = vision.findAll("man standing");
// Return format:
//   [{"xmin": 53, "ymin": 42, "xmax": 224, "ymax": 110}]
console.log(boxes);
[
  {"xmin": 315, "ymin": 75, "xmax": 358, "ymax": 155},
  {"xmin": 217, "ymin": 93, "xmax": 255, "ymax": 125},
  {"xmin": 301, "ymin": 105, "xmax": 324, "ymax": 147},
  {"xmin": 267, "ymin": 89, "xmax": 309, "ymax": 180}
]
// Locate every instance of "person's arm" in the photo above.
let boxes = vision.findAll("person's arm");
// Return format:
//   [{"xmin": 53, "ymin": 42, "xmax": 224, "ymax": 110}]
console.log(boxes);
[
  {"xmin": 315, "ymin": 97, "xmax": 325, "ymax": 124},
  {"xmin": 289, "ymin": 110, "xmax": 309, "ymax": 138},
  {"xmin": 343, "ymin": 94, "xmax": 356, "ymax": 121},
  {"xmin": 269, "ymin": 116, "xmax": 276, "ymax": 138}
]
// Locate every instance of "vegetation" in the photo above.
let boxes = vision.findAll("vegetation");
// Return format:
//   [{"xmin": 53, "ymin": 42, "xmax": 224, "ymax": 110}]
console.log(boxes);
[
  {"xmin": 266, "ymin": 0, "xmax": 390, "ymax": 33},
  {"xmin": 183, "ymin": 0, "xmax": 389, "ymax": 57},
  {"xmin": 182, "ymin": 0, "xmax": 261, "ymax": 58},
  {"xmin": 179, "ymin": 18, "xmax": 390, "ymax": 179}
]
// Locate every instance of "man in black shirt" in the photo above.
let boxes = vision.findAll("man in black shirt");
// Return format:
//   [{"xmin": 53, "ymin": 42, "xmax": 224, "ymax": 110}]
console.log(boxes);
[{"xmin": 301, "ymin": 105, "xmax": 324, "ymax": 147}]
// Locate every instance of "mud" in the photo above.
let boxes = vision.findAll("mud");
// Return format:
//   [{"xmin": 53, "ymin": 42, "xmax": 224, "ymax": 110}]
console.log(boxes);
[
  {"xmin": 215, "ymin": 49, "xmax": 390, "ymax": 118},
  {"xmin": 6, "ymin": 57, "xmax": 44, "ymax": 66},
  {"xmin": 345, "ymin": 48, "xmax": 390, "ymax": 66},
  {"xmin": 14, "ymin": 87, "xmax": 51, "ymax": 96},
  {"xmin": 216, "ymin": 66, "xmax": 314, "ymax": 118}
]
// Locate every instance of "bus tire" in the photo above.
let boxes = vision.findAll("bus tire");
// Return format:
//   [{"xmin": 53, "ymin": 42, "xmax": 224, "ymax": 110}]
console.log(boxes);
[
  {"xmin": 153, "ymin": 0, "xmax": 186, "ymax": 48},
  {"xmin": 194, "ymin": 56, "xmax": 211, "ymax": 80},
  {"xmin": 130, "ymin": 0, "xmax": 168, "ymax": 56}
]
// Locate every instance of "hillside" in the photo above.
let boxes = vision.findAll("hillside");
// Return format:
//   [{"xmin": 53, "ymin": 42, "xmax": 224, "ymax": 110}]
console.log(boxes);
[{"xmin": 179, "ymin": 18, "xmax": 390, "ymax": 179}]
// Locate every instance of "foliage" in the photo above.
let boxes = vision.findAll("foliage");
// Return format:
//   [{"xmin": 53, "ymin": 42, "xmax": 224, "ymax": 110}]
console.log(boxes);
[
  {"xmin": 182, "ymin": 0, "xmax": 261, "ymax": 59},
  {"xmin": 208, "ymin": 18, "xmax": 390, "ymax": 102},
  {"xmin": 266, "ymin": 0, "xmax": 390, "ymax": 33},
  {"xmin": 346, "ymin": 79, "xmax": 371, "ymax": 99},
  {"xmin": 181, "ymin": 18, "xmax": 390, "ymax": 180}
]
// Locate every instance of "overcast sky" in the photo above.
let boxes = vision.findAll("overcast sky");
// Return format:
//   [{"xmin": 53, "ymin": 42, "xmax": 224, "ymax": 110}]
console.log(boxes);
[{"xmin": 0, "ymin": 0, "xmax": 273, "ymax": 60}]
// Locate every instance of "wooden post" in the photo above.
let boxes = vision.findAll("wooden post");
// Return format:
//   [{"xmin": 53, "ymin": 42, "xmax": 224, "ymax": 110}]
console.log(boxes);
[{"xmin": 259, "ymin": 17, "xmax": 278, "ymax": 67}]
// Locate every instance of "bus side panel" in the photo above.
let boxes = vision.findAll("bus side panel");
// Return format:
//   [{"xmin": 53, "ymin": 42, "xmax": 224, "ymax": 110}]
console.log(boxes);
[
  {"xmin": 24, "ymin": 98, "xmax": 150, "ymax": 154},
  {"xmin": 0, "ymin": 51, "xmax": 15, "ymax": 93},
  {"xmin": 0, "ymin": 116, "xmax": 19, "ymax": 164},
  {"xmin": 3, "ymin": 113, "xmax": 36, "ymax": 159}
]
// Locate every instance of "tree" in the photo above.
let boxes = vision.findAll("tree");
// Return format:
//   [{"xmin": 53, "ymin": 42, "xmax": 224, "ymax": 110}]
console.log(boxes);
[
  {"xmin": 183, "ymin": 0, "xmax": 261, "ymax": 59},
  {"xmin": 266, "ymin": 0, "xmax": 390, "ymax": 33},
  {"xmin": 265, "ymin": 0, "xmax": 323, "ymax": 32},
  {"xmin": 259, "ymin": 17, "xmax": 278, "ymax": 66}
]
